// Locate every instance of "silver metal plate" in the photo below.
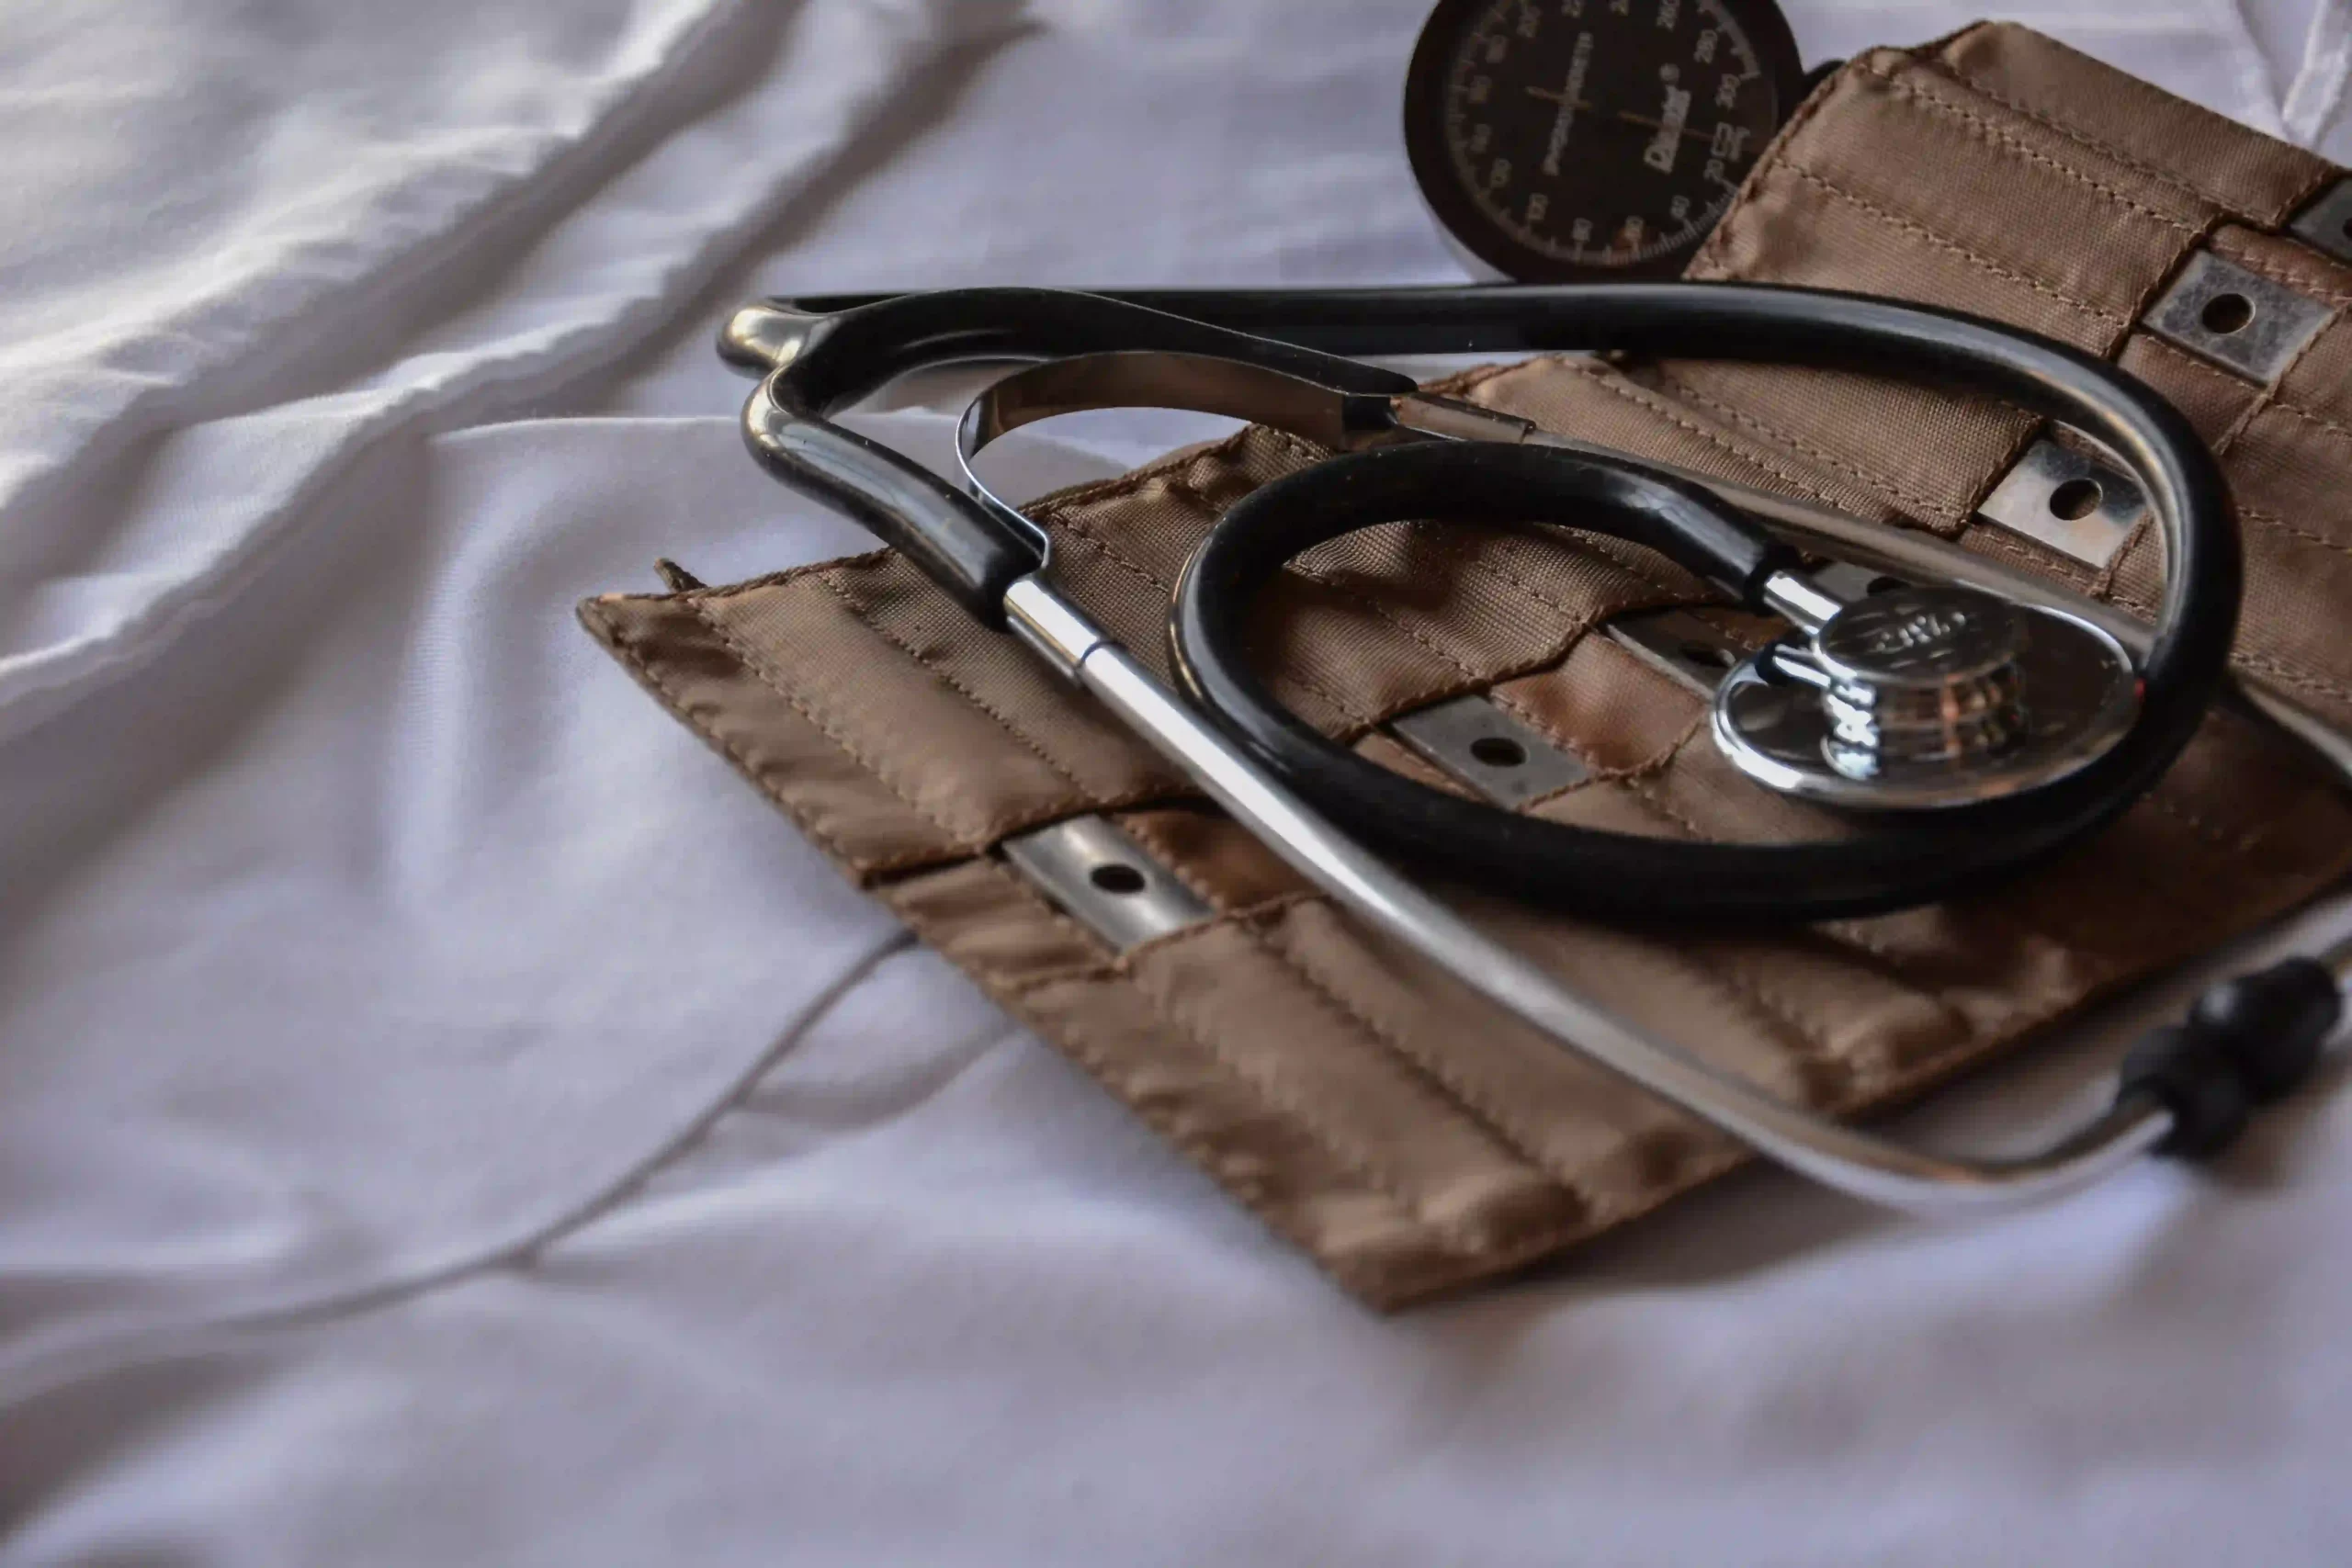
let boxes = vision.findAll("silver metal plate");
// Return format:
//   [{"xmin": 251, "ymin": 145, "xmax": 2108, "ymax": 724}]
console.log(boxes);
[
  {"xmin": 2289, "ymin": 177, "xmax": 2352, "ymax": 265},
  {"xmin": 1975, "ymin": 437, "xmax": 2148, "ymax": 569},
  {"xmin": 1602, "ymin": 607, "xmax": 1752, "ymax": 695},
  {"xmin": 1710, "ymin": 604, "xmax": 2139, "ymax": 809},
  {"xmin": 1388, "ymin": 692, "xmax": 1589, "ymax": 807},
  {"xmin": 1001, "ymin": 815, "xmax": 1213, "ymax": 952},
  {"xmin": 2141, "ymin": 250, "xmax": 2332, "ymax": 383}
]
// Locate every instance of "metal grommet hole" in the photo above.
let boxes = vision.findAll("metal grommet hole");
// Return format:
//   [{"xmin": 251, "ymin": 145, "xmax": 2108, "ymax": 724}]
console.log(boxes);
[
  {"xmin": 2199, "ymin": 291, "xmax": 2255, "ymax": 335},
  {"xmin": 1088, "ymin": 863, "xmax": 1148, "ymax": 895},
  {"xmin": 1469, "ymin": 735, "xmax": 1527, "ymax": 768},
  {"xmin": 1389, "ymin": 693, "xmax": 1589, "ymax": 804},
  {"xmin": 2143, "ymin": 252, "xmax": 2326, "ymax": 378},
  {"xmin": 1679, "ymin": 640, "xmax": 1736, "ymax": 670},
  {"xmin": 2047, "ymin": 477, "xmax": 2103, "ymax": 521}
]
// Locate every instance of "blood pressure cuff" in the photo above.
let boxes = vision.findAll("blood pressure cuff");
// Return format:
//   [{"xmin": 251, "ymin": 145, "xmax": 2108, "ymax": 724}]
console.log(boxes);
[{"xmin": 582, "ymin": 22, "xmax": 2352, "ymax": 1308}]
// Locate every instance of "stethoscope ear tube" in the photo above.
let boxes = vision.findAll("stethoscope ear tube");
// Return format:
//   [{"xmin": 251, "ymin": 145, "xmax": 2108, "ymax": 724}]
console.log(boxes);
[
  {"xmin": 742, "ymin": 381, "xmax": 1043, "ymax": 626},
  {"xmin": 733, "ymin": 287, "xmax": 1417, "ymax": 405},
  {"xmin": 735, "ymin": 288, "xmax": 1426, "ymax": 624}
]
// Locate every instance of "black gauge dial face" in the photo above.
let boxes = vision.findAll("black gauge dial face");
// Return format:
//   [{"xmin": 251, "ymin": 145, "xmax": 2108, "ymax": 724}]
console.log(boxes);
[{"xmin": 1405, "ymin": 0, "xmax": 1805, "ymax": 280}]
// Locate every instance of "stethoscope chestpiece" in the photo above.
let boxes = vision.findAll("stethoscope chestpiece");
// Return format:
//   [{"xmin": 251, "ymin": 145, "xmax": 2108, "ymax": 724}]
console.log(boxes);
[{"xmin": 1713, "ymin": 583, "xmax": 2140, "ymax": 810}]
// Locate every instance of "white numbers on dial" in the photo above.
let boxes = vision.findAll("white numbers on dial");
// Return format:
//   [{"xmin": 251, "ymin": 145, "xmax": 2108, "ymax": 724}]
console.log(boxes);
[{"xmin": 1441, "ymin": 0, "xmax": 1773, "ymax": 265}]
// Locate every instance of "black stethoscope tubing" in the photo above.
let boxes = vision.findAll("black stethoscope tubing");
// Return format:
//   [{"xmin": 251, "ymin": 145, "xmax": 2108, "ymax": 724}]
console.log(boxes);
[
  {"xmin": 1164, "ymin": 295, "xmax": 2242, "ymax": 919},
  {"xmin": 743, "ymin": 283, "xmax": 2241, "ymax": 922}
]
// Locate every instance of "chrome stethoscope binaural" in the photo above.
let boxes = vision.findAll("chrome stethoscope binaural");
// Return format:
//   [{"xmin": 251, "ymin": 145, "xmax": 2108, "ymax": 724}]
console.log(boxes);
[{"xmin": 716, "ymin": 281, "xmax": 2352, "ymax": 1216}]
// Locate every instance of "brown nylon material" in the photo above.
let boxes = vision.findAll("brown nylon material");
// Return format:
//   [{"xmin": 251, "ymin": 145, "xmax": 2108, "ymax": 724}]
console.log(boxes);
[
  {"xmin": 580, "ymin": 22, "xmax": 2352, "ymax": 1307},
  {"xmin": 1933, "ymin": 24, "xmax": 2336, "ymax": 222},
  {"xmin": 2104, "ymin": 226, "xmax": 2352, "ymax": 727}
]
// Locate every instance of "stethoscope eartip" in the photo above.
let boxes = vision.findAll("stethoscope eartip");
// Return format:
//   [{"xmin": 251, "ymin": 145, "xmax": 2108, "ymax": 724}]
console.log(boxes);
[{"xmin": 718, "ymin": 300, "xmax": 822, "ymax": 376}]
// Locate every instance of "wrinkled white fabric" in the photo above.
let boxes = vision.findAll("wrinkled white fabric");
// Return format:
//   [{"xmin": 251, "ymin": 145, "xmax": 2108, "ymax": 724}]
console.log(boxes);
[
  {"xmin": 4, "ymin": 1, "xmax": 2351, "ymax": 1562},
  {"xmin": 2279, "ymin": 0, "xmax": 2352, "ymax": 149}
]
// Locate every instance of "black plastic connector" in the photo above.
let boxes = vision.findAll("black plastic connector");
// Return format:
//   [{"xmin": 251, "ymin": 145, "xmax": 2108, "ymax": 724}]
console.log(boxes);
[
  {"xmin": 2116, "ymin": 958, "xmax": 2340, "ymax": 1159},
  {"xmin": 2119, "ymin": 1025, "xmax": 2252, "ymax": 1157},
  {"xmin": 2188, "ymin": 957, "xmax": 2341, "ymax": 1103}
]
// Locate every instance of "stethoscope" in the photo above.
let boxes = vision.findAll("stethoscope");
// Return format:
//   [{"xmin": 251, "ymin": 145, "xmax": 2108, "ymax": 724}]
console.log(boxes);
[{"xmin": 716, "ymin": 281, "xmax": 2352, "ymax": 1215}]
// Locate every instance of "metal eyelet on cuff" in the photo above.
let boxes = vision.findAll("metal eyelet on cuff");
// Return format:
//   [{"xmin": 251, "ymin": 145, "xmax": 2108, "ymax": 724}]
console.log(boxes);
[{"xmin": 2141, "ymin": 251, "xmax": 2331, "ymax": 383}]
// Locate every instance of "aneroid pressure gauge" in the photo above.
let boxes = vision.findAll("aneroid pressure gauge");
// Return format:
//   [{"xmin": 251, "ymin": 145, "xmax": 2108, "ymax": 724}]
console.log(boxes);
[{"xmin": 1404, "ymin": 0, "xmax": 1810, "ymax": 280}]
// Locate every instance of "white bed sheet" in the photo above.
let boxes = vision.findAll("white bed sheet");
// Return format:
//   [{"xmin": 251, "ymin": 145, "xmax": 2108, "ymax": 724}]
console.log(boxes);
[{"xmin": 4, "ymin": 1, "xmax": 2351, "ymax": 1561}]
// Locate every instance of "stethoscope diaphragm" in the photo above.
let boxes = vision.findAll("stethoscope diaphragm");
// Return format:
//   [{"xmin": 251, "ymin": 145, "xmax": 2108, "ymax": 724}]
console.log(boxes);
[{"xmin": 1712, "ymin": 582, "xmax": 2139, "ymax": 810}]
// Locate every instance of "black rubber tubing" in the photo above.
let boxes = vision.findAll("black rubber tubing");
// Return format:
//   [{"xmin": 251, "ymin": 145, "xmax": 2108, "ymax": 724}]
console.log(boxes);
[
  {"xmin": 740, "ymin": 284, "xmax": 2238, "ymax": 920},
  {"xmin": 1169, "ymin": 310, "xmax": 2238, "ymax": 922},
  {"xmin": 742, "ymin": 289, "xmax": 1415, "ymax": 622}
]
